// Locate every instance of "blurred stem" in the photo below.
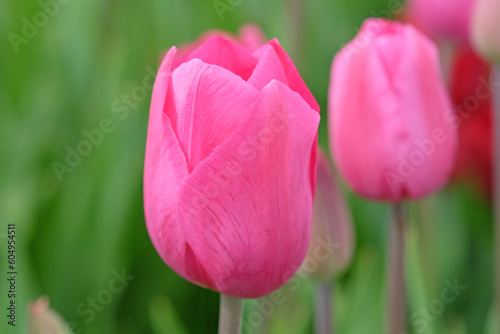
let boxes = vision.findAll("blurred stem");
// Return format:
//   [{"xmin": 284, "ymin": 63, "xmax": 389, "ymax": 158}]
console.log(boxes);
[
  {"xmin": 286, "ymin": 0, "xmax": 305, "ymax": 69},
  {"xmin": 438, "ymin": 41, "xmax": 455, "ymax": 87},
  {"xmin": 314, "ymin": 280, "xmax": 334, "ymax": 334},
  {"xmin": 256, "ymin": 296, "xmax": 271, "ymax": 334},
  {"xmin": 218, "ymin": 294, "xmax": 243, "ymax": 334},
  {"xmin": 494, "ymin": 66, "xmax": 500, "ymax": 325},
  {"xmin": 387, "ymin": 203, "xmax": 407, "ymax": 334}
]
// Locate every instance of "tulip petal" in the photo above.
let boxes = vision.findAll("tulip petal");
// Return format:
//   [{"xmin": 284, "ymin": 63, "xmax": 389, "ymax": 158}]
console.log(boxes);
[
  {"xmin": 248, "ymin": 44, "xmax": 288, "ymax": 91},
  {"xmin": 187, "ymin": 36, "xmax": 258, "ymax": 81},
  {"xmin": 144, "ymin": 47, "xmax": 191, "ymax": 280},
  {"xmin": 171, "ymin": 30, "xmax": 235, "ymax": 69},
  {"xmin": 267, "ymin": 38, "xmax": 320, "ymax": 112},
  {"xmin": 171, "ymin": 59, "xmax": 259, "ymax": 172},
  {"xmin": 170, "ymin": 25, "xmax": 266, "ymax": 69},
  {"xmin": 395, "ymin": 26, "xmax": 457, "ymax": 198},
  {"xmin": 177, "ymin": 80, "xmax": 320, "ymax": 298},
  {"xmin": 331, "ymin": 26, "xmax": 404, "ymax": 200},
  {"xmin": 408, "ymin": 0, "xmax": 474, "ymax": 43},
  {"xmin": 237, "ymin": 24, "xmax": 267, "ymax": 52},
  {"xmin": 471, "ymin": 0, "xmax": 500, "ymax": 62}
]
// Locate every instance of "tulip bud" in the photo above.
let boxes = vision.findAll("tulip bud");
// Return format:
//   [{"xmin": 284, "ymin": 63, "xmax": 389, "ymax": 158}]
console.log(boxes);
[
  {"xmin": 470, "ymin": 0, "xmax": 500, "ymax": 63},
  {"xmin": 303, "ymin": 149, "xmax": 354, "ymax": 280},
  {"xmin": 329, "ymin": 19, "xmax": 458, "ymax": 202},
  {"xmin": 144, "ymin": 34, "xmax": 320, "ymax": 298},
  {"xmin": 407, "ymin": 0, "xmax": 474, "ymax": 44},
  {"xmin": 29, "ymin": 296, "xmax": 73, "ymax": 334}
]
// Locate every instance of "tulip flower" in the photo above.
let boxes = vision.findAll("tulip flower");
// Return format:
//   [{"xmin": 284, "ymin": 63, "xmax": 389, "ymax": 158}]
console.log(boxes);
[
  {"xmin": 144, "ymin": 30, "xmax": 320, "ymax": 333},
  {"xmin": 29, "ymin": 296, "xmax": 73, "ymax": 334},
  {"xmin": 303, "ymin": 148, "xmax": 354, "ymax": 334},
  {"xmin": 471, "ymin": 0, "xmax": 500, "ymax": 63},
  {"xmin": 329, "ymin": 18, "xmax": 458, "ymax": 334},
  {"xmin": 407, "ymin": 0, "xmax": 475, "ymax": 44},
  {"xmin": 450, "ymin": 48, "xmax": 492, "ymax": 196},
  {"xmin": 329, "ymin": 18, "xmax": 458, "ymax": 202}
]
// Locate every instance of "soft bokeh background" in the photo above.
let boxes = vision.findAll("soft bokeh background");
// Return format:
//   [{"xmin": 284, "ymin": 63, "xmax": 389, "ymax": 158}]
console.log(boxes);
[{"xmin": 0, "ymin": 0, "xmax": 494, "ymax": 333}]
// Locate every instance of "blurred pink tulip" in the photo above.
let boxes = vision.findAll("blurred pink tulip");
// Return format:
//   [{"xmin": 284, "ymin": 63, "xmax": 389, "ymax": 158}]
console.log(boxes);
[
  {"xmin": 329, "ymin": 19, "xmax": 457, "ymax": 202},
  {"xmin": 471, "ymin": 0, "xmax": 500, "ymax": 62},
  {"xmin": 304, "ymin": 149, "xmax": 354, "ymax": 279},
  {"xmin": 144, "ymin": 35, "xmax": 320, "ymax": 298},
  {"xmin": 29, "ymin": 296, "xmax": 73, "ymax": 334},
  {"xmin": 407, "ymin": 0, "xmax": 475, "ymax": 43}
]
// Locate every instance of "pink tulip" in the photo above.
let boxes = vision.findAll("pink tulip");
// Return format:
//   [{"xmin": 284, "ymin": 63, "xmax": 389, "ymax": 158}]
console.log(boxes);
[
  {"xmin": 329, "ymin": 19, "xmax": 457, "ymax": 202},
  {"xmin": 407, "ymin": 0, "xmax": 475, "ymax": 43},
  {"xmin": 144, "ymin": 35, "xmax": 320, "ymax": 298},
  {"xmin": 471, "ymin": 0, "xmax": 500, "ymax": 62},
  {"xmin": 304, "ymin": 149, "xmax": 354, "ymax": 279}
]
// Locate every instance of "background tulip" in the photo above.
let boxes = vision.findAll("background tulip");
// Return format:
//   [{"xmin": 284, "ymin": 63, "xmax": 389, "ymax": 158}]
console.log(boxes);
[
  {"xmin": 305, "ymin": 148, "xmax": 354, "ymax": 279},
  {"xmin": 330, "ymin": 18, "xmax": 458, "ymax": 334},
  {"xmin": 29, "ymin": 296, "xmax": 73, "ymax": 334},
  {"xmin": 144, "ymin": 35, "xmax": 320, "ymax": 299},
  {"xmin": 470, "ymin": 0, "xmax": 500, "ymax": 63},
  {"xmin": 407, "ymin": 0, "xmax": 475, "ymax": 44},
  {"xmin": 329, "ymin": 18, "xmax": 458, "ymax": 202}
]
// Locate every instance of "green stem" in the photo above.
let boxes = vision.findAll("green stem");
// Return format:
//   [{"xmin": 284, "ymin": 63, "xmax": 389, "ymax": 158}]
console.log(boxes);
[
  {"xmin": 314, "ymin": 281, "xmax": 334, "ymax": 334},
  {"xmin": 218, "ymin": 294, "xmax": 243, "ymax": 334},
  {"xmin": 387, "ymin": 203, "xmax": 407, "ymax": 334}
]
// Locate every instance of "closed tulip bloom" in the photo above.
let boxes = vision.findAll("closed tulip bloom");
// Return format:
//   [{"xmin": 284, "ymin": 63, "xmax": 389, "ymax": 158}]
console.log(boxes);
[
  {"xmin": 407, "ymin": 0, "xmax": 475, "ymax": 43},
  {"xmin": 471, "ymin": 0, "xmax": 500, "ymax": 62},
  {"xmin": 144, "ymin": 36, "xmax": 320, "ymax": 298},
  {"xmin": 329, "ymin": 19, "xmax": 457, "ymax": 202},
  {"xmin": 304, "ymin": 149, "xmax": 354, "ymax": 279}
]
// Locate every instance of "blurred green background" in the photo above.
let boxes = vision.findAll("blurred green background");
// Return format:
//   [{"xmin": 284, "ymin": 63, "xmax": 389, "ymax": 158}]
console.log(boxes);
[{"xmin": 0, "ymin": 0, "xmax": 495, "ymax": 333}]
